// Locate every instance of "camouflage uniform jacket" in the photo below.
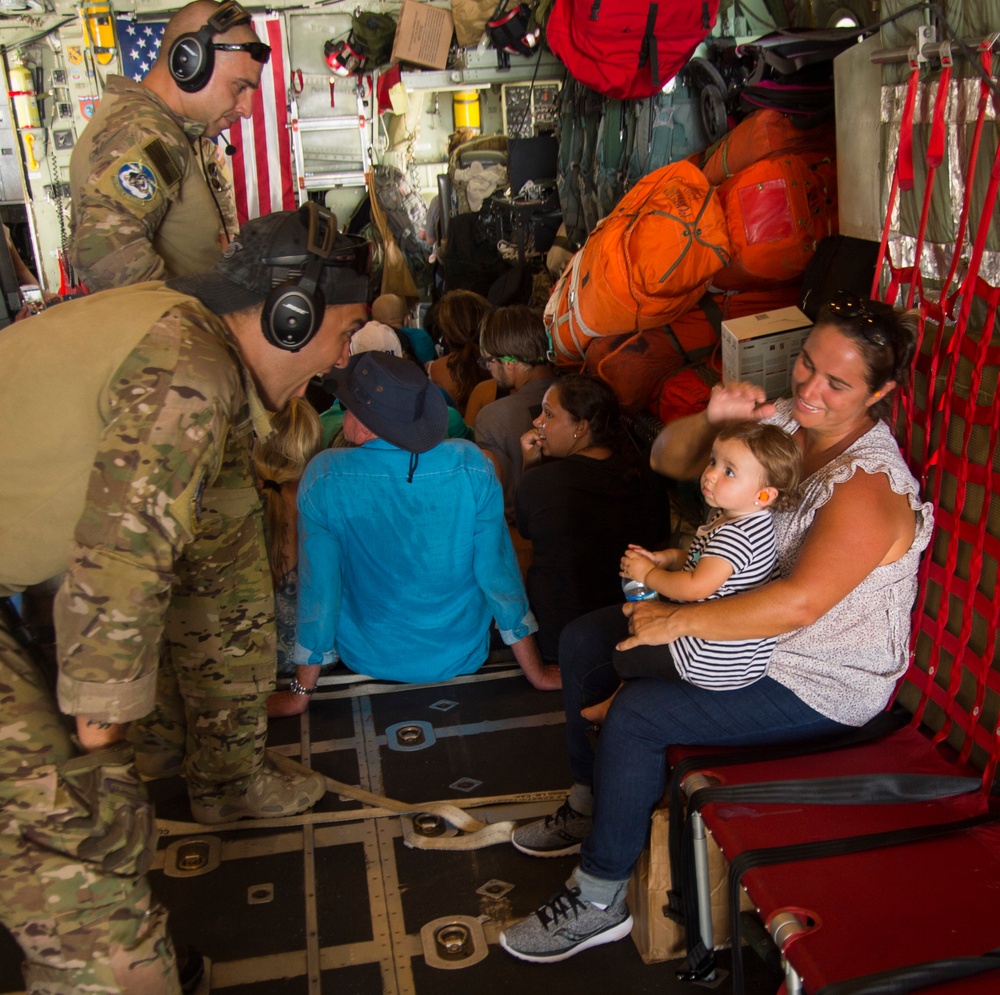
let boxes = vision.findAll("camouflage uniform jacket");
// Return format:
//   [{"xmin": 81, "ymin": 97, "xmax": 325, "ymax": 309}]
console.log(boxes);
[
  {"xmin": 0, "ymin": 282, "xmax": 275, "ymax": 722},
  {"xmin": 69, "ymin": 75, "xmax": 237, "ymax": 292}
]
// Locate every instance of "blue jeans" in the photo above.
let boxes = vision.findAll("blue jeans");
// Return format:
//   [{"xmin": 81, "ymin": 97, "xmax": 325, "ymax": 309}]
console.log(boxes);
[{"xmin": 558, "ymin": 606, "xmax": 848, "ymax": 884}]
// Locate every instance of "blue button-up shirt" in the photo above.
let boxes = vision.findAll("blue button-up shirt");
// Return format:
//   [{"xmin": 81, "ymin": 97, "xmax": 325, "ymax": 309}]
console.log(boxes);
[{"xmin": 294, "ymin": 438, "xmax": 536, "ymax": 682}]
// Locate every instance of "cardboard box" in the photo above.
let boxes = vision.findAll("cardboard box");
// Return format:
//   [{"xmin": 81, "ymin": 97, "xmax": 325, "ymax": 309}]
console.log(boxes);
[
  {"xmin": 721, "ymin": 306, "xmax": 812, "ymax": 399},
  {"xmin": 390, "ymin": 0, "xmax": 454, "ymax": 70},
  {"xmin": 628, "ymin": 806, "xmax": 754, "ymax": 964}
]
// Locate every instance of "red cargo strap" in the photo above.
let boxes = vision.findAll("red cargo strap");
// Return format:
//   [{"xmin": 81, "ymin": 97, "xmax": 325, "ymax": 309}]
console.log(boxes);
[
  {"xmin": 915, "ymin": 45, "xmax": 995, "ymax": 481},
  {"xmin": 904, "ymin": 54, "xmax": 951, "ymax": 310},
  {"xmin": 872, "ymin": 61, "xmax": 921, "ymax": 303}
]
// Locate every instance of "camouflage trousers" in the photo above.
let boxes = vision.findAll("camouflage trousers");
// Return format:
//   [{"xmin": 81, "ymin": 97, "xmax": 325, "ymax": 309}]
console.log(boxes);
[
  {"xmin": 0, "ymin": 618, "xmax": 180, "ymax": 995},
  {"xmin": 128, "ymin": 646, "xmax": 274, "ymax": 801}
]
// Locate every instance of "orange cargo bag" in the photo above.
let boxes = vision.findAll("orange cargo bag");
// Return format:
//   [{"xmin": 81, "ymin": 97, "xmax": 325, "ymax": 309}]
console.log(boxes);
[
  {"xmin": 545, "ymin": 161, "xmax": 731, "ymax": 366},
  {"xmin": 713, "ymin": 154, "xmax": 819, "ymax": 291},
  {"xmin": 584, "ymin": 328, "xmax": 689, "ymax": 414},
  {"xmin": 694, "ymin": 109, "xmax": 836, "ymax": 186},
  {"xmin": 651, "ymin": 363, "xmax": 720, "ymax": 425}
]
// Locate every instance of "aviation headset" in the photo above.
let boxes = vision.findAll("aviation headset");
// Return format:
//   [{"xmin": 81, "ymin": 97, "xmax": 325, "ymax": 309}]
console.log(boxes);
[
  {"xmin": 261, "ymin": 202, "xmax": 369, "ymax": 352},
  {"xmin": 168, "ymin": 0, "xmax": 254, "ymax": 93}
]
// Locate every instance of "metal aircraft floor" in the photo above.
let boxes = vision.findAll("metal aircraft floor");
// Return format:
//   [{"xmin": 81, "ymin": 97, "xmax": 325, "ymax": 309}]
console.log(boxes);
[{"xmin": 0, "ymin": 663, "xmax": 782, "ymax": 995}]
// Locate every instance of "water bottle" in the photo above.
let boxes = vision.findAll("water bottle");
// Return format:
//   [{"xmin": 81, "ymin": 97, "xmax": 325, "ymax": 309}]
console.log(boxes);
[{"xmin": 622, "ymin": 577, "xmax": 659, "ymax": 602}]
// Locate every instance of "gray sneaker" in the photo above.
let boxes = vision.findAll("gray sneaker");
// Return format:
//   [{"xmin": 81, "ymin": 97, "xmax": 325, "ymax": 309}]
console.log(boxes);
[
  {"xmin": 499, "ymin": 886, "xmax": 633, "ymax": 963},
  {"xmin": 190, "ymin": 749, "xmax": 327, "ymax": 825},
  {"xmin": 511, "ymin": 800, "xmax": 593, "ymax": 857}
]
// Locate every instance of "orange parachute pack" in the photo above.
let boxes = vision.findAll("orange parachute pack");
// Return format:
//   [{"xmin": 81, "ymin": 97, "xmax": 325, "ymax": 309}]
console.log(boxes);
[
  {"xmin": 544, "ymin": 161, "xmax": 731, "ymax": 366},
  {"xmin": 712, "ymin": 153, "xmax": 827, "ymax": 291},
  {"xmin": 584, "ymin": 329, "xmax": 689, "ymax": 415},
  {"xmin": 693, "ymin": 109, "xmax": 836, "ymax": 186}
]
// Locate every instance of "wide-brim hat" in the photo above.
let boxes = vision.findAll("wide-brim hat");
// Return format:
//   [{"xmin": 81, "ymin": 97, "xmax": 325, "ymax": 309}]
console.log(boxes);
[
  {"xmin": 169, "ymin": 205, "xmax": 370, "ymax": 315},
  {"xmin": 324, "ymin": 352, "xmax": 448, "ymax": 454}
]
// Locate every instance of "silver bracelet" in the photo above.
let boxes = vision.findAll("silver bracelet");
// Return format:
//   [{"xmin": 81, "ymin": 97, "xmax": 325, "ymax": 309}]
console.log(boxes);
[{"xmin": 289, "ymin": 677, "xmax": 317, "ymax": 696}]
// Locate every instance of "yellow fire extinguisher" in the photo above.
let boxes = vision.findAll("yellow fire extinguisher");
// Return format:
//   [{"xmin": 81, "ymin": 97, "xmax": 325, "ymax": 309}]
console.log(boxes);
[
  {"xmin": 453, "ymin": 91, "xmax": 481, "ymax": 134},
  {"xmin": 81, "ymin": 3, "xmax": 117, "ymax": 66},
  {"xmin": 7, "ymin": 52, "xmax": 40, "ymax": 130}
]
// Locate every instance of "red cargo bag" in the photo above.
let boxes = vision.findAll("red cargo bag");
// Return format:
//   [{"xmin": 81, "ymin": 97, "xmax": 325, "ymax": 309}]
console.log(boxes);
[{"xmin": 545, "ymin": 0, "xmax": 721, "ymax": 102}]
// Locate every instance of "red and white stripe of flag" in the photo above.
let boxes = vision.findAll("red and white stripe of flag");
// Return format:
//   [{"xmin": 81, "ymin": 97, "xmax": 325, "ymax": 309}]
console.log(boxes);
[{"xmin": 225, "ymin": 14, "xmax": 296, "ymax": 225}]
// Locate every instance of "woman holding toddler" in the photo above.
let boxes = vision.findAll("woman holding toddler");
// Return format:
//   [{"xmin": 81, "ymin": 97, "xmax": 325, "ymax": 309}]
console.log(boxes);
[{"xmin": 499, "ymin": 292, "xmax": 936, "ymax": 963}]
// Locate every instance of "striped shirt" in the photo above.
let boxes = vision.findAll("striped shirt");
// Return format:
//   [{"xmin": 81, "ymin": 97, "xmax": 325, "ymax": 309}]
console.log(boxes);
[{"xmin": 671, "ymin": 509, "xmax": 778, "ymax": 689}]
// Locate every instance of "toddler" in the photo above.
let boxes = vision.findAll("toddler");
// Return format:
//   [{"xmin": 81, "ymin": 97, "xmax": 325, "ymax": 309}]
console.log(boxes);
[{"xmin": 582, "ymin": 420, "xmax": 801, "ymax": 724}]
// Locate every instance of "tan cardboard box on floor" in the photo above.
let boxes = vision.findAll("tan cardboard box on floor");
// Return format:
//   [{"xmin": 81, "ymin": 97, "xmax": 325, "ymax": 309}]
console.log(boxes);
[
  {"xmin": 390, "ymin": 0, "xmax": 454, "ymax": 70},
  {"xmin": 629, "ymin": 806, "xmax": 755, "ymax": 963}
]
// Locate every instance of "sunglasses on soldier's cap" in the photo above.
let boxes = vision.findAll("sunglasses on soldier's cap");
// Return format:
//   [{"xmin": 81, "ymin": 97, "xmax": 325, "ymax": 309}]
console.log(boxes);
[
  {"xmin": 264, "ymin": 239, "xmax": 371, "ymax": 276},
  {"xmin": 211, "ymin": 41, "xmax": 271, "ymax": 64}
]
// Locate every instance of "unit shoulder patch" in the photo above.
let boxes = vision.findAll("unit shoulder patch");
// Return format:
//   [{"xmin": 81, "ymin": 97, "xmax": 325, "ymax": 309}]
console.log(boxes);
[{"xmin": 116, "ymin": 161, "xmax": 158, "ymax": 200}]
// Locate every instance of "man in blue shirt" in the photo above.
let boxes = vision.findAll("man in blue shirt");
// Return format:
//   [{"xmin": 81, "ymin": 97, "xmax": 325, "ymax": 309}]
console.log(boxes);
[{"xmin": 268, "ymin": 353, "xmax": 560, "ymax": 716}]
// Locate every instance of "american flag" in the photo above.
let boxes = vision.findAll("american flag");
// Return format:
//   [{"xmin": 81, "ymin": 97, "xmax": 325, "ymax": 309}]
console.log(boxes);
[
  {"xmin": 223, "ymin": 14, "xmax": 296, "ymax": 224},
  {"xmin": 116, "ymin": 18, "xmax": 166, "ymax": 82},
  {"xmin": 113, "ymin": 14, "xmax": 295, "ymax": 226}
]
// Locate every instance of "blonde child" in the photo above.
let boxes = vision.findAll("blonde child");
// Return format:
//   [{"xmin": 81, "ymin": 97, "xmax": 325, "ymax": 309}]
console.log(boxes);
[
  {"xmin": 582, "ymin": 420, "xmax": 801, "ymax": 724},
  {"xmin": 252, "ymin": 398, "xmax": 323, "ymax": 689}
]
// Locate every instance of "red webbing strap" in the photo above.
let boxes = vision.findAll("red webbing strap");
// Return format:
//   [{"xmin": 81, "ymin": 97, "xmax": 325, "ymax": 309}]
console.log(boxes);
[
  {"xmin": 910, "ymin": 48, "xmax": 994, "ymax": 493},
  {"xmin": 904, "ymin": 58, "xmax": 952, "ymax": 310},
  {"xmin": 871, "ymin": 62, "xmax": 921, "ymax": 302},
  {"xmin": 908, "ymin": 137, "xmax": 1000, "ymax": 774},
  {"xmin": 897, "ymin": 52, "xmax": 919, "ymax": 192}
]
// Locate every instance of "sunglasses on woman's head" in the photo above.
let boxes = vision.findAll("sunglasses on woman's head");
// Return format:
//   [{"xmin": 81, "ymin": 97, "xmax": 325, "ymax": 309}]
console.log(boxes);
[{"xmin": 827, "ymin": 290, "xmax": 889, "ymax": 348}]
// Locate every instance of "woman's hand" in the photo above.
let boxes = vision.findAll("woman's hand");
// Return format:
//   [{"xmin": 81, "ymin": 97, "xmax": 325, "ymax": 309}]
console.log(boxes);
[
  {"xmin": 520, "ymin": 427, "xmax": 545, "ymax": 468},
  {"xmin": 616, "ymin": 600, "xmax": 688, "ymax": 650},
  {"xmin": 705, "ymin": 382, "xmax": 777, "ymax": 426}
]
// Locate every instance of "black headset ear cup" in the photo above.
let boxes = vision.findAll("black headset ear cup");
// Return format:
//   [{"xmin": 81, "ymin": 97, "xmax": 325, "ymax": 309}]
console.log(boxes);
[
  {"xmin": 168, "ymin": 28, "xmax": 215, "ymax": 92},
  {"xmin": 261, "ymin": 282, "xmax": 325, "ymax": 352}
]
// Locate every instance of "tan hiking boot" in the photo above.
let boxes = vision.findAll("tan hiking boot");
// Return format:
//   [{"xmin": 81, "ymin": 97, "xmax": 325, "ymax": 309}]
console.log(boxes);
[{"xmin": 189, "ymin": 749, "xmax": 327, "ymax": 825}]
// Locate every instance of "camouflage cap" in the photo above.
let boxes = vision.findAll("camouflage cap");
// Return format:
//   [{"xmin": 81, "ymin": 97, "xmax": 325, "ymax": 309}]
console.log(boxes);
[{"xmin": 169, "ymin": 204, "xmax": 370, "ymax": 315}]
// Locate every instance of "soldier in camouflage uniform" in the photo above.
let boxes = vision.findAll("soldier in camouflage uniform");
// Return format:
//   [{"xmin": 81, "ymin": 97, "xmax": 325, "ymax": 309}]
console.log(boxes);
[
  {"xmin": 69, "ymin": 0, "xmax": 268, "ymax": 292},
  {"xmin": 0, "ymin": 203, "xmax": 369, "ymax": 990}
]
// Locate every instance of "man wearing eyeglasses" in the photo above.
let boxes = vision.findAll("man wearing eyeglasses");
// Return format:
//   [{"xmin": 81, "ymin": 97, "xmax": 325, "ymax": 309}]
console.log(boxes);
[
  {"xmin": 70, "ymin": 0, "xmax": 270, "ymax": 293},
  {"xmin": 0, "ymin": 206, "xmax": 367, "ymax": 991}
]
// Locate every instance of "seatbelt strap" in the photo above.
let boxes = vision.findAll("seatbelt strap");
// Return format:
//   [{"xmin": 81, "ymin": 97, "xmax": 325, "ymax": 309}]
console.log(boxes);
[
  {"xmin": 677, "ymin": 773, "xmax": 982, "ymax": 982},
  {"xmin": 666, "ymin": 708, "xmax": 908, "ymax": 915},
  {"xmin": 816, "ymin": 946, "xmax": 1000, "ymax": 995},
  {"xmin": 687, "ymin": 772, "xmax": 981, "ymax": 814},
  {"xmin": 725, "ymin": 814, "xmax": 995, "ymax": 995}
]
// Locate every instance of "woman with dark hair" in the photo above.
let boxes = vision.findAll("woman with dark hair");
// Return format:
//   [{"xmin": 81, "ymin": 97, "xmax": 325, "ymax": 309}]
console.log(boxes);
[
  {"xmin": 501, "ymin": 294, "xmax": 935, "ymax": 964},
  {"xmin": 516, "ymin": 374, "xmax": 667, "ymax": 662},
  {"xmin": 425, "ymin": 289, "xmax": 493, "ymax": 416}
]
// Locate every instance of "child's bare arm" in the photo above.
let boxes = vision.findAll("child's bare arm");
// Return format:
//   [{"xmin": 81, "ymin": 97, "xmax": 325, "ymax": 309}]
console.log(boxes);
[
  {"xmin": 621, "ymin": 545, "xmax": 686, "ymax": 580},
  {"xmin": 643, "ymin": 554, "xmax": 735, "ymax": 602}
]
